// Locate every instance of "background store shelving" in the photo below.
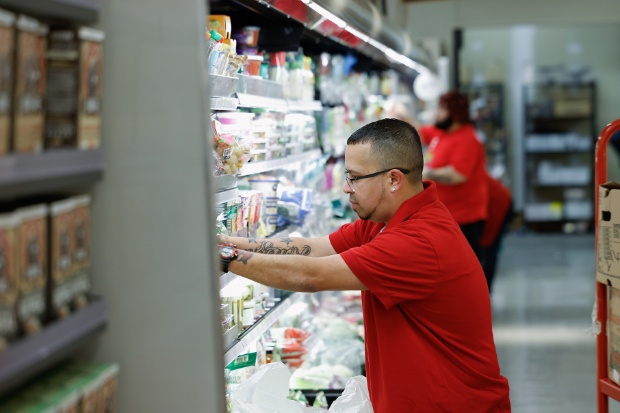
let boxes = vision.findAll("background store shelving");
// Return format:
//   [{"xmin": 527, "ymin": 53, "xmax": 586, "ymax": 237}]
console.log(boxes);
[
  {"xmin": 0, "ymin": 0, "xmax": 115, "ymax": 408},
  {"xmin": 522, "ymin": 82, "xmax": 596, "ymax": 232}
]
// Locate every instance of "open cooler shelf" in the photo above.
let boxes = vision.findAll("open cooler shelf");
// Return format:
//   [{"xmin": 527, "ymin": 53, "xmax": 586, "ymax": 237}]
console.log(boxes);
[
  {"xmin": 0, "ymin": 0, "xmax": 99, "ymax": 23},
  {"xmin": 224, "ymin": 292, "xmax": 305, "ymax": 365},
  {"xmin": 0, "ymin": 297, "xmax": 108, "ymax": 398},
  {"xmin": 0, "ymin": 148, "xmax": 104, "ymax": 200},
  {"xmin": 239, "ymin": 149, "xmax": 323, "ymax": 176}
]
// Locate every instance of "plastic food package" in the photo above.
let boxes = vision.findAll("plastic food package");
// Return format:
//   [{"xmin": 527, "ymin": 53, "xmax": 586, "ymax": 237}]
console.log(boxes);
[
  {"xmin": 212, "ymin": 117, "xmax": 252, "ymax": 175},
  {"xmin": 232, "ymin": 362, "xmax": 372, "ymax": 413}
]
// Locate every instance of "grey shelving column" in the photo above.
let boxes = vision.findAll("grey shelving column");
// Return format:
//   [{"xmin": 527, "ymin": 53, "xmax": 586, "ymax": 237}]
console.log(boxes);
[{"xmin": 84, "ymin": 0, "xmax": 226, "ymax": 411}]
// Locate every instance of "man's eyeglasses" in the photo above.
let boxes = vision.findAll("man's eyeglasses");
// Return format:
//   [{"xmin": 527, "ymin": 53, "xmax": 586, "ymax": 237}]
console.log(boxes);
[{"xmin": 344, "ymin": 168, "xmax": 410, "ymax": 192}]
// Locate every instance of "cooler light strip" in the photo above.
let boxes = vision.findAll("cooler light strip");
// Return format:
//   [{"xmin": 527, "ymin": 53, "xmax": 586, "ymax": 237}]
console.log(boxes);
[
  {"xmin": 306, "ymin": 1, "xmax": 347, "ymax": 28},
  {"xmin": 300, "ymin": 0, "xmax": 430, "ymax": 74}
]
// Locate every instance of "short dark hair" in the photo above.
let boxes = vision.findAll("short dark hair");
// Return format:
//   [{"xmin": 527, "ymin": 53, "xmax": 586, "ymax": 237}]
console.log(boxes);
[
  {"xmin": 439, "ymin": 91, "xmax": 472, "ymax": 124},
  {"xmin": 346, "ymin": 118, "xmax": 423, "ymax": 183}
]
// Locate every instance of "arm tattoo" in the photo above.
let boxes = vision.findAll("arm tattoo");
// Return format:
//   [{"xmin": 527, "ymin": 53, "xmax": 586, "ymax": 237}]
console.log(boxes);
[
  {"xmin": 246, "ymin": 240, "xmax": 311, "ymax": 255},
  {"xmin": 237, "ymin": 250, "xmax": 254, "ymax": 265},
  {"xmin": 280, "ymin": 238, "xmax": 293, "ymax": 245},
  {"xmin": 248, "ymin": 238, "xmax": 258, "ymax": 244}
]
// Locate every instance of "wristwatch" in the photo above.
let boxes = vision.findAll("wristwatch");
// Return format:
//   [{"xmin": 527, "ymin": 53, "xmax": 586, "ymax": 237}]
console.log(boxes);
[{"xmin": 219, "ymin": 243, "xmax": 238, "ymax": 273}]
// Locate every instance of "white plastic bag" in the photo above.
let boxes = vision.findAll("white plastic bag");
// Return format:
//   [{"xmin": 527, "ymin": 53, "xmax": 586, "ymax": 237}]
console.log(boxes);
[
  {"xmin": 232, "ymin": 362, "xmax": 373, "ymax": 413},
  {"xmin": 329, "ymin": 376, "xmax": 373, "ymax": 413}
]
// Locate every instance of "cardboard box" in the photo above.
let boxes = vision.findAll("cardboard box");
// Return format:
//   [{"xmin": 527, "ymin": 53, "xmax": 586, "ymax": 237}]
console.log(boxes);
[
  {"xmin": 596, "ymin": 182, "xmax": 620, "ymax": 285},
  {"xmin": 0, "ymin": 9, "xmax": 14, "ymax": 156},
  {"xmin": 12, "ymin": 15, "xmax": 47, "ymax": 153},
  {"xmin": 610, "ymin": 287, "xmax": 620, "ymax": 385}
]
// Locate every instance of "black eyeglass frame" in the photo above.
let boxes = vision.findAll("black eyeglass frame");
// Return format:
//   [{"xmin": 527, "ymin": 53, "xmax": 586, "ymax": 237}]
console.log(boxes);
[{"xmin": 344, "ymin": 167, "xmax": 411, "ymax": 192}]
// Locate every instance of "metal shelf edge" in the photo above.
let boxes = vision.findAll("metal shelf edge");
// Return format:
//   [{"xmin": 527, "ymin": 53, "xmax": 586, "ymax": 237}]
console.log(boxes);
[
  {"xmin": 223, "ymin": 292, "xmax": 305, "ymax": 365},
  {"xmin": 0, "ymin": 0, "xmax": 100, "ymax": 23},
  {"xmin": 0, "ymin": 297, "xmax": 108, "ymax": 397},
  {"xmin": 238, "ymin": 149, "xmax": 322, "ymax": 176},
  {"xmin": 0, "ymin": 148, "xmax": 104, "ymax": 198},
  {"xmin": 214, "ymin": 187, "xmax": 239, "ymax": 205},
  {"xmin": 220, "ymin": 272, "xmax": 238, "ymax": 289}
]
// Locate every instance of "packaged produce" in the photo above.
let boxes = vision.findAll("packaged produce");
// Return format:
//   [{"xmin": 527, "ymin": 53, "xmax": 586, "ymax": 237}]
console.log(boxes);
[
  {"xmin": 12, "ymin": 15, "xmax": 47, "ymax": 153},
  {"xmin": 212, "ymin": 116, "xmax": 252, "ymax": 175}
]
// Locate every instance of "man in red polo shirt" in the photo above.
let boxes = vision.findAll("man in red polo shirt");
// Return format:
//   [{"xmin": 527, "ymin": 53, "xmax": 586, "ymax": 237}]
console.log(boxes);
[
  {"xmin": 418, "ymin": 91, "xmax": 489, "ymax": 259},
  {"xmin": 218, "ymin": 119, "xmax": 511, "ymax": 412}
]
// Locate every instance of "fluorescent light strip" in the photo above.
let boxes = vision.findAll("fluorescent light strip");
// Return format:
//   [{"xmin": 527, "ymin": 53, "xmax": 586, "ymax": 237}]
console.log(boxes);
[
  {"xmin": 307, "ymin": 2, "xmax": 347, "ymax": 28},
  {"xmin": 345, "ymin": 26, "xmax": 370, "ymax": 43},
  {"xmin": 301, "ymin": 0, "xmax": 429, "ymax": 74}
]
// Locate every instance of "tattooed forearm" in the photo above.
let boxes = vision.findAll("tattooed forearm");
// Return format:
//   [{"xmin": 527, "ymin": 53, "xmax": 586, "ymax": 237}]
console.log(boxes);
[
  {"xmin": 237, "ymin": 250, "xmax": 254, "ymax": 265},
  {"xmin": 246, "ymin": 241, "xmax": 311, "ymax": 255},
  {"xmin": 280, "ymin": 238, "xmax": 293, "ymax": 245},
  {"xmin": 248, "ymin": 238, "xmax": 258, "ymax": 244}
]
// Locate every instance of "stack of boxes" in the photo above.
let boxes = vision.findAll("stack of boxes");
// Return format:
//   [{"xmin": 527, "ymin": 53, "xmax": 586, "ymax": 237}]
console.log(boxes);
[
  {"xmin": 0, "ymin": 8, "xmax": 103, "ymax": 157},
  {"xmin": 0, "ymin": 195, "xmax": 92, "ymax": 351}
]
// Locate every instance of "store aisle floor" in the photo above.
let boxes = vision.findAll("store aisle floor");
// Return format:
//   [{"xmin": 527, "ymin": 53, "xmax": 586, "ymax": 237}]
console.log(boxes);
[{"xmin": 490, "ymin": 233, "xmax": 620, "ymax": 412}]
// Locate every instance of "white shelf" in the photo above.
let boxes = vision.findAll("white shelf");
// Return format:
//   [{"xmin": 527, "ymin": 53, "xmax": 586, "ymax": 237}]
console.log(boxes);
[
  {"xmin": 236, "ymin": 93, "xmax": 288, "ymax": 110},
  {"xmin": 238, "ymin": 149, "xmax": 323, "ymax": 176},
  {"xmin": 210, "ymin": 97, "xmax": 239, "ymax": 111},
  {"xmin": 214, "ymin": 187, "xmax": 239, "ymax": 205},
  {"xmin": 287, "ymin": 100, "xmax": 323, "ymax": 112},
  {"xmin": 224, "ymin": 292, "xmax": 306, "ymax": 365}
]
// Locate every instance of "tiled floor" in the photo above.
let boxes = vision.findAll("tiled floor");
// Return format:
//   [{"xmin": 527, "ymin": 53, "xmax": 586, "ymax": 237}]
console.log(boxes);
[{"xmin": 491, "ymin": 233, "xmax": 620, "ymax": 412}]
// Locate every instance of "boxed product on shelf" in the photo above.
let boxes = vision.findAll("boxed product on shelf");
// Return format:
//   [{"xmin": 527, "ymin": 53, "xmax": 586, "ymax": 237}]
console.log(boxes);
[
  {"xmin": 12, "ymin": 15, "xmax": 47, "ymax": 154},
  {"xmin": 0, "ymin": 8, "xmax": 14, "ymax": 156},
  {"xmin": 71, "ymin": 195, "xmax": 91, "ymax": 310},
  {"xmin": 0, "ymin": 213, "xmax": 19, "ymax": 349},
  {"xmin": 50, "ymin": 198, "xmax": 75, "ymax": 319},
  {"xmin": 45, "ymin": 27, "xmax": 105, "ymax": 150},
  {"xmin": 15, "ymin": 203, "xmax": 48, "ymax": 336}
]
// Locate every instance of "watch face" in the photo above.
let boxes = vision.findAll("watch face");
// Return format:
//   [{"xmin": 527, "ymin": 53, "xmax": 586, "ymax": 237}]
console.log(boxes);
[{"xmin": 220, "ymin": 245, "xmax": 236, "ymax": 259}]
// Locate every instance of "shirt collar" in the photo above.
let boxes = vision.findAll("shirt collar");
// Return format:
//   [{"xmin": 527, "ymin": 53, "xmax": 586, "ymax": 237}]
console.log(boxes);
[{"xmin": 385, "ymin": 181, "xmax": 438, "ymax": 230}]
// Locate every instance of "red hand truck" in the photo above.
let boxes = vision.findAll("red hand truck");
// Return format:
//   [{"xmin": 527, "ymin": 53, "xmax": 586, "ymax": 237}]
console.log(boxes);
[{"xmin": 595, "ymin": 118, "xmax": 620, "ymax": 412}]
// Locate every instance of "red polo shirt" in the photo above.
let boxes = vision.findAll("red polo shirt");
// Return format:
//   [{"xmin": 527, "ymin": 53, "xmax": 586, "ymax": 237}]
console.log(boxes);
[
  {"xmin": 329, "ymin": 182, "xmax": 511, "ymax": 413},
  {"xmin": 420, "ymin": 125, "xmax": 489, "ymax": 225}
]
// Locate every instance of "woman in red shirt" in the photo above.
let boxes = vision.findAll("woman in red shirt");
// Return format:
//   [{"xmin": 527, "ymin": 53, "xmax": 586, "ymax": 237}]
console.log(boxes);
[{"xmin": 419, "ymin": 91, "xmax": 489, "ymax": 258}]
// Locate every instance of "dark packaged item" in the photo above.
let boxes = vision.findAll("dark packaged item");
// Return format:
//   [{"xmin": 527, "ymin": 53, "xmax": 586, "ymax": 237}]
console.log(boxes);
[{"xmin": 45, "ymin": 27, "xmax": 103, "ymax": 149}]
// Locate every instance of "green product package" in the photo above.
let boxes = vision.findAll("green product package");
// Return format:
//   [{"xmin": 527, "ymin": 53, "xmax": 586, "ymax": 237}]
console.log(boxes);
[{"xmin": 313, "ymin": 391, "xmax": 329, "ymax": 409}]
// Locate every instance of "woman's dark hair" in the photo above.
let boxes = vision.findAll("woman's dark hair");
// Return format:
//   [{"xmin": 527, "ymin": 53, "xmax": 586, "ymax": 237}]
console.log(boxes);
[
  {"xmin": 439, "ymin": 91, "xmax": 472, "ymax": 125},
  {"xmin": 346, "ymin": 118, "xmax": 423, "ymax": 183}
]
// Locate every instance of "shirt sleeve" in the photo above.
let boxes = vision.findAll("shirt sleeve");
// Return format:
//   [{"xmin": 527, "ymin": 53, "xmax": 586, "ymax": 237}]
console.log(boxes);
[
  {"xmin": 338, "ymin": 228, "xmax": 439, "ymax": 309},
  {"xmin": 329, "ymin": 221, "xmax": 362, "ymax": 252},
  {"xmin": 448, "ymin": 134, "xmax": 484, "ymax": 178},
  {"xmin": 419, "ymin": 125, "xmax": 438, "ymax": 146}
]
